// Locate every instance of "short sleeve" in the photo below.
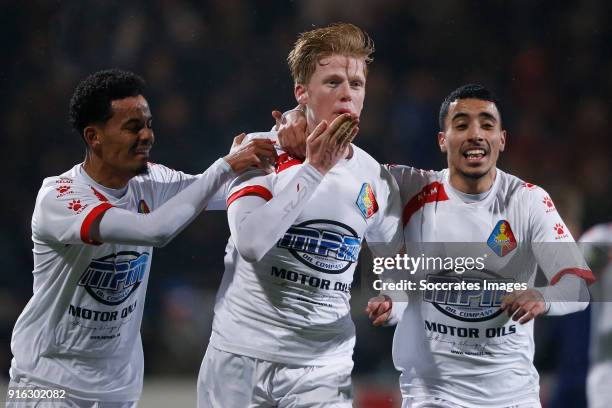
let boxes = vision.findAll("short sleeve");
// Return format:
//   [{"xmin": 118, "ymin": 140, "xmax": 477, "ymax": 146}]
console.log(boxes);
[
  {"xmin": 32, "ymin": 180, "xmax": 114, "ymax": 245},
  {"xmin": 528, "ymin": 186, "xmax": 594, "ymax": 284},
  {"xmin": 364, "ymin": 165, "xmax": 404, "ymax": 256}
]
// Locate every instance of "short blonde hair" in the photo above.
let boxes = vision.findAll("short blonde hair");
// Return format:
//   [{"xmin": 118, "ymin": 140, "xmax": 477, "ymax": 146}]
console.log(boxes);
[{"xmin": 288, "ymin": 23, "xmax": 375, "ymax": 85}]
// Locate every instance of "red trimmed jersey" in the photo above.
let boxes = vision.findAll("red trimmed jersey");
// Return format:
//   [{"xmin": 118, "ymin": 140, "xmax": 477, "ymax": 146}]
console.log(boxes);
[
  {"xmin": 10, "ymin": 163, "xmax": 197, "ymax": 401},
  {"xmin": 210, "ymin": 136, "xmax": 403, "ymax": 365},
  {"xmin": 388, "ymin": 165, "xmax": 592, "ymax": 407}
]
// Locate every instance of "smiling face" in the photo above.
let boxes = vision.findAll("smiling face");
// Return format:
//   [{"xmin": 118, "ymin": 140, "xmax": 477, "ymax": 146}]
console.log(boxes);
[
  {"xmin": 438, "ymin": 98, "xmax": 506, "ymax": 193},
  {"xmin": 85, "ymin": 95, "xmax": 154, "ymax": 180},
  {"xmin": 294, "ymin": 54, "xmax": 366, "ymax": 132}
]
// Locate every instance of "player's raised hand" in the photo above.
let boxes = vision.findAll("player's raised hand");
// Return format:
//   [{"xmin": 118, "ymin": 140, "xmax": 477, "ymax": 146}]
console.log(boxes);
[
  {"xmin": 224, "ymin": 133, "xmax": 278, "ymax": 174},
  {"xmin": 366, "ymin": 295, "xmax": 393, "ymax": 326},
  {"xmin": 500, "ymin": 289, "xmax": 547, "ymax": 324},
  {"xmin": 272, "ymin": 109, "xmax": 308, "ymax": 160},
  {"xmin": 305, "ymin": 113, "xmax": 358, "ymax": 175}
]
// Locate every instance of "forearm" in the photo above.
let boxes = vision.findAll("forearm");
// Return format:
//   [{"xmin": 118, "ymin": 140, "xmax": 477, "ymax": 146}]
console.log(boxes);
[
  {"xmin": 98, "ymin": 158, "xmax": 234, "ymax": 246},
  {"xmin": 230, "ymin": 164, "xmax": 323, "ymax": 262},
  {"xmin": 537, "ymin": 274, "xmax": 590, "ymax": 316}
]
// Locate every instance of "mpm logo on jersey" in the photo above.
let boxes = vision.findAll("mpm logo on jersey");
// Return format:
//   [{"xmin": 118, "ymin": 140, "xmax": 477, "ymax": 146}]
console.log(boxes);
[
  {"xmin": 423, "ymin": 271, "xmax": 514, "ymax": 322},
  {"xmin": 277, "ymin": 220, "xmax": 361, "ymax": 274},
  {"xmin": 78, "ymin": 251, "xmax": 149, "ymax": 305}
]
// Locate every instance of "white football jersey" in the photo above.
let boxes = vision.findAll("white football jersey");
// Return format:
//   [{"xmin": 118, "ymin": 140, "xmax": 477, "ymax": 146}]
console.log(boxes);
[
  {"xmin": 10, "ymin": 163, "xmax": 196, "ymax": 401},
  {"xmin": 388, "ymin": 165, "xmax": 593, "ymax": 408},
  {"xmin": 209, "ymin": 135, "xmax": 403, "ymax": 365}
]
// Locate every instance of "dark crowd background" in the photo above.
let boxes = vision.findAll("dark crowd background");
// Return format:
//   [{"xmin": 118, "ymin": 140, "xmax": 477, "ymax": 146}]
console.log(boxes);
[{"xmin": 1, "ymin": 1, "xmax": 610, "ymax": 406}]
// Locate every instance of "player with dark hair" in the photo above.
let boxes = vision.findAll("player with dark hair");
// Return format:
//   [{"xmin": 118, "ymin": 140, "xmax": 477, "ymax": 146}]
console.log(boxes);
[
  {"xmin": 197, "ymin": 23, "xmax": 403, "ymax": 407},
  {"xmin": 7, "ymin": 69, "xmax": 277, "ymax": 407},
  {"xmin": 366, "ymin": 83, "xmax": 594, "ymax": 408}
]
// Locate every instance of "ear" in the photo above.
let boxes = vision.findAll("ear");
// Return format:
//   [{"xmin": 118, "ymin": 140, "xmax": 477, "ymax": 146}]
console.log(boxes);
[
  {"xmin": 294, "ymin": 83, "xmax": 308, "ymax": 106},
  {"xmin": 83, "ymin": 125, "xmax": 102, "ymax": 151},
  {"xmin": 437, "ymin": 131, "xmax": 447, "ymax": 153},
  {"xmin": 499, "ymin": 129, "xmax": 507, "ymax": 152}
]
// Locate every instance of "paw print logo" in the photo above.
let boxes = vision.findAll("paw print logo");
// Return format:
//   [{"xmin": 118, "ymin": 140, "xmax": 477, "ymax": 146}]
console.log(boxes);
[
  {"xmin": 56, "ymin": 185, "xmax": 71, "ymax": 194},
  {"xmin": 542, "ymin": 196, "xmax": 553, "ymax": 208},
  {"xmin": 68, "ymin": 199, "xmax": 82, "ymax": 212},
  {"xmin": 554, "ymin": 223, "xmax": 565, "ymax": 235}
]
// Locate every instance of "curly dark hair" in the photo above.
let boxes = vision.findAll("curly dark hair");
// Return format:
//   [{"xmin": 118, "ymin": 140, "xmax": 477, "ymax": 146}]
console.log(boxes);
[
  {"xmin": 69, "ymin": 69, "xmax": 146, "ymax": 137},
  {"xmin": 438, "ymin": 84, "xmax": 503, "ymax": 131}
]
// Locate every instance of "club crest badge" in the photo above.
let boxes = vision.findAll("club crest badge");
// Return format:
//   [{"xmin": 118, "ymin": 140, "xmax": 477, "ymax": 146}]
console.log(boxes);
[
  {"xmin": 356, "ymin": 183, "xmax": 378, "ymax": 219},
  {"xmin": 487, "ymin": 220, "xmax": 517, "ymax": 257},
  {"xmin": 138, "ymin": 199, "xmax": 150, "ymax": 214}
]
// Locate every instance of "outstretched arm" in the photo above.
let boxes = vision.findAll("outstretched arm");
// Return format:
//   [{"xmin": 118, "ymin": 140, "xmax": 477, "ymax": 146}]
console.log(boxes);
[{"xmin": 90, "ymin": 136, "xmax": 277, "ymax": 247}]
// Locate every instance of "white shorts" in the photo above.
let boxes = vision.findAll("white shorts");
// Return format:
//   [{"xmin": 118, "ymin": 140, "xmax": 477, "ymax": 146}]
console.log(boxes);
[
  {"xmin": 587, "ymin": 361, "xmax": 612, "ymax": 408},
  {"xmin": 401, "ymin": 396, "xmax": 541, "ymax": 408},
  {"xmin": 5, "ymin": 378, "xmax": 137, "ymax": 408},
  {"xmin": 197, "ymin": 346, "xmax": 353, "ymax": 408}
]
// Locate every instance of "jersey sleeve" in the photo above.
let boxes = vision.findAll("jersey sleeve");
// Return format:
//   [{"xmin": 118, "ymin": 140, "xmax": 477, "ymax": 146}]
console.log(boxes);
[
  {"xmin": 364, "ymin": 165, "xmax": 403, "ymax": 257},
  {"xmin": 528, "ymin": 186, "xmax": 595, "ymax": 285},
  {"xmin": 32, "ymin": 179, "xmax": 113, "ymax": 245},
  {"xmin": 145, "ymin": 164, "xmax": 199, "ymax": 206}
]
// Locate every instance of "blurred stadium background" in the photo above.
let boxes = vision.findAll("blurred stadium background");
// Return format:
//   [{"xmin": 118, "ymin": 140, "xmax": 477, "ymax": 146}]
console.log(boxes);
[{"xmin": 1, "ymin": 1, "xmax": 610, "ymax": 407}]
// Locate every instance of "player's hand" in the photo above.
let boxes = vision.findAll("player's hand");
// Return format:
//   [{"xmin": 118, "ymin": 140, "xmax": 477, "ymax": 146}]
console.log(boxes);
[
  {"xmin": 500, "ymin": 289, "xmax": 547, "ymax": 324},
  {"xmin": 224, "ymin": 133, "xmax": 278, "ymax": 174},
  {"xmin": 366, "ymin": 295, "xmax": 393, "ymax": 326},
  {"xmin": 272, "ymin": 109, "xmax": 307, "ymax": 160},
  {"xmin": 304, "ymin": 113, "xmax": 358, "ymax": 175}
]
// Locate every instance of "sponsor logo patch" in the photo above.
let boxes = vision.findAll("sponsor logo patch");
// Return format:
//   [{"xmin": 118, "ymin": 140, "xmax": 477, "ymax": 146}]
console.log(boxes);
[
  {"xmin": 423, "ymin": 271, "xmax": 514, "ymax": 322},
  {"xmin": 78, "ymin": 251, "xmax": 149, "ymax": 305},
  {"xmin": 277, "ymin": 220, "xmax": 361, "ymax": 274}
]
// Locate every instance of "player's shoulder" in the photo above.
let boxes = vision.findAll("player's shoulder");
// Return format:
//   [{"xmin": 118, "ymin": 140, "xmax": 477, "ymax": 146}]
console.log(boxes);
[
  {"xmin": 229, "ymin": 168, "xmax": 272, "ymax": 192},
  {"xmin": 37, "ymin": 164, "xmax": 91, "ymax": 200},
  {"xmin": 497, "ymin": 169, "xmax": 549, "ymax": 203},
  {"xmin": 351, "ymin": 144, "xmax": 380, "ymax": 167},
  {"xmin": 384, "ymin": 163, "xmax": 442, "ymax": 187}
]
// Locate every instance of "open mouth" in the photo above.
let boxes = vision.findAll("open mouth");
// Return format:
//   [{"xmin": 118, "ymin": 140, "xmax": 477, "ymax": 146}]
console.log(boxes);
[{"xmin": 463, "ymin": 148, "xmax": 487, "ymax": 162}]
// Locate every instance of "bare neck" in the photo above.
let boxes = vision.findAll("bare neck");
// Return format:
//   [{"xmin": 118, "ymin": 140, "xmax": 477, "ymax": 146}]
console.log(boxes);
[
  {"xmin": 448, "ymin": 167, "xmax": 497, "ymax": 194},
  {"xmin": 82, "ymin": 152, "xmax": 132, "ymax": 189}
]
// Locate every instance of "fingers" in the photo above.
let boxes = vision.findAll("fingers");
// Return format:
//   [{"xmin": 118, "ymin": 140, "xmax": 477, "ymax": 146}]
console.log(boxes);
[
  {"xmin": 336, "ymin": 119, "xmax": 359, "ymax": 150},
  {"xmin": 278, "ymin": 122, "xmax": 307, "ymax": 159},
  {"xmin": 366, "ymin": 296, "xmax": 392, "ymax": 326},
  {"xmin": 233, "ymin": 132, "xmax": 247, "ymax": 146},
  {"xmin": 500, "ymin": 290, "xmax": 546, "ymax": 324},
  {"xmin": 271, "ymin": 110, "xmax": 283, "ymax": 130},
  {"xmin": 324, "ymin": 113, "xmax": 352, "ymax": 142},
  {"xmin": 372, "ymin": 310, "xmax": 392, "ymax": 326},
  {"xmin": 307, "ymin": 120, "xmax": 328, "ymax": 142},
  {"xmin": 250, "ymin": 139, "xmax": 278, "ymax": 159}
]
